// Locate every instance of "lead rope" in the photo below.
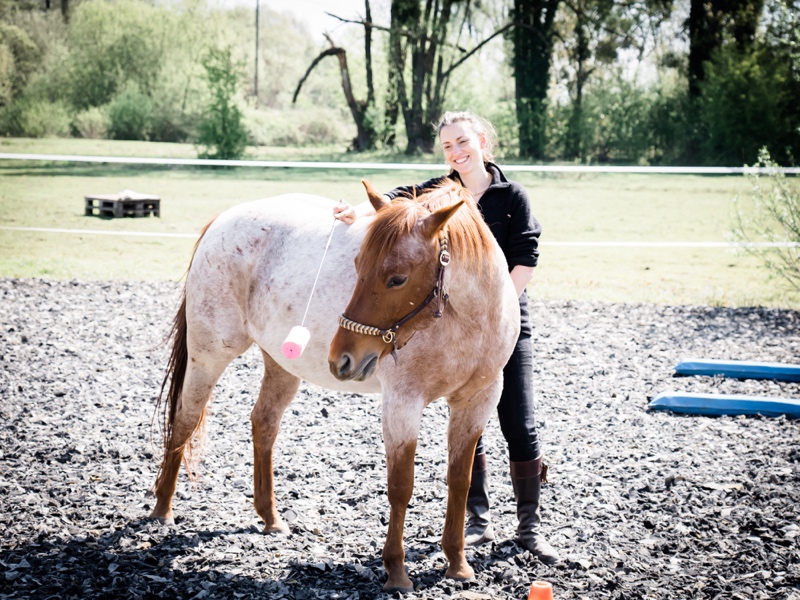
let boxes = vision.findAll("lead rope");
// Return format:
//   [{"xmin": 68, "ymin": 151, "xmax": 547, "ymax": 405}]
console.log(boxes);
[{"xmin": 301, "ymin": 217, "xmax": 339, "ymax": 328}]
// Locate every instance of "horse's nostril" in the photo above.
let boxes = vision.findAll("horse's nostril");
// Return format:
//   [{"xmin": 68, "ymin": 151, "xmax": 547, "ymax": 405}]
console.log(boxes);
[
  {"xmin": 329, "ymin": 354, "xmax": 352, "ymax": 380},
  {"xmin": 339, "ymin": 354, "xmax": 351, "ymax": 376}
]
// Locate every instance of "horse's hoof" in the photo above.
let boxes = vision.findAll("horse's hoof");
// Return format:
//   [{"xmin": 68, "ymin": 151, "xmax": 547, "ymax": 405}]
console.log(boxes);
[
  {"xmin": 382, "ymin": 582, "xmax": 415, "ymax": 594},
  {"xmin": 263, "ymin": 522, "xmax": 290, "ymax": 536},
  {"xmin": 148, "ymin": 514, "xmax": 175, "ymax": 526},
  {"xmin": 445, "ymin": 567, "xmax": 476, "ymax": 582}
]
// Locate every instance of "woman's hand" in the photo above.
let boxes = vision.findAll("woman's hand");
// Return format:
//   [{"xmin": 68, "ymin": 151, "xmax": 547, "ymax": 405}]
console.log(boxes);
[{"xmin": 333, "ymin": 200, "xmax": 357, "ymax": 225}]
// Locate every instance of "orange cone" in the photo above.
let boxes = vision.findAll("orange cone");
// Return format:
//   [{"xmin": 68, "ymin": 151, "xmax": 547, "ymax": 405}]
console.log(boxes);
[{"xmin": 527, "ymin": 580, "xmax": 554, "ymax": 600}]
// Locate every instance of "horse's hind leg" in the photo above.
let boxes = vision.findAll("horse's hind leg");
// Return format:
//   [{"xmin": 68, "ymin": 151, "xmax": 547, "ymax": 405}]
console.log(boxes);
[
  {"xmin": 251, "ymin": 349, "xmax": 300, "ymax": 535},
  {"xmin": 150, "ymin": 351, "xmax": 240, "ymax": 523}
]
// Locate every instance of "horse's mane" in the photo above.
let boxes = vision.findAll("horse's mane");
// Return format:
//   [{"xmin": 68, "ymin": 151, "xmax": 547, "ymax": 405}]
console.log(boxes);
[{"xmin": 360, "ymin": 181, "xmax": 495, "ymax": 275}]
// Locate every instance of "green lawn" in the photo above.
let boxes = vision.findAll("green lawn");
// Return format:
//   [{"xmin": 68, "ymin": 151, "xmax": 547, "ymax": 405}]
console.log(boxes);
[{"xmin": 1, "ymin": 137, "xmax": 797, "ymax": 308}]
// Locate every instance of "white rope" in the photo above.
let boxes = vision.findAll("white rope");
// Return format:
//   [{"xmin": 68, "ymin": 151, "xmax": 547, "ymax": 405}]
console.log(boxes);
[
  {"xmin": 301, "ymin": 218, "xmax": 339, "ymax": 327},
  {"xmin": 1, "ymin": 153, "xmax": 797, "ymax": 174},
  {"xmin": 3, "ymin": 226, "xmax": 799, "ymax": 248}
]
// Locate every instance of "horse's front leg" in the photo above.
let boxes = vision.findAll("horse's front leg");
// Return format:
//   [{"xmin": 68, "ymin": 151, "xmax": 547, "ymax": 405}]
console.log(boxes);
[
  {"xmin": 251, "ymin": 350, "xmax": 300, "ymax": 535},
  {"xmin": 442, "ymin": 382, "xmax": 502, "ymax": 581},
  {"xmin": 381, "ymin": 396, "xmax": 424, "ymax": 594}
]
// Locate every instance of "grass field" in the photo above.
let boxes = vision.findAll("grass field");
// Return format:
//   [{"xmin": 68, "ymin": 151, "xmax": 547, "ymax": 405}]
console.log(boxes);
[{"xmin": 1, "ymin": 137, "xmax": 798, "ymax": 308}]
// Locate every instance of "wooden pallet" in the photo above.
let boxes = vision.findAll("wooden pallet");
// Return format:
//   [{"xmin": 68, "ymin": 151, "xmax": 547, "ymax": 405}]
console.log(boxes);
[{"xmin": 84, "ymin": 194, "xmax": 160, "ymax": 218}]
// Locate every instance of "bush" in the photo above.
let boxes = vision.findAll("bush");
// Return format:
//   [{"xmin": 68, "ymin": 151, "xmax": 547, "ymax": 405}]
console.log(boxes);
[
  {"xmin": 0, "ymin": 95, "xmax": 70, "ymax": 137},
  {"xmin": 148, "ymin": 103, "xmax": 191, "ymax": 143},
  {"xmin": 732, "ymin": 149, "xmax": 800, "ymax": 291},
  {"xmin": 107, "ymin": 84, "xmax": 152, "ymax": 140},
  {"xmin": 700, "ymin": 43, "xmax": 795, "ymax": 166},
  {"xmin": 242, "ymin": 107, "xmax": 354, "ymax": 147},
  {"xmin": 546, "ymin": 74, "xmax": 672, "ymax": 164},
  {"xmin": 196, "ymin": 46, "xmax": 248, "ymax": 160},
  {"xmin": 645, "ymin": 77, "xmax": 692, "ymax": 165},
  {"xmin": 73, "ymin": 105, "xmax": 108, "ymax": 139},
  {"xmin": 582, "ymin": 76, "xmax": 657, "ymax": 163}
]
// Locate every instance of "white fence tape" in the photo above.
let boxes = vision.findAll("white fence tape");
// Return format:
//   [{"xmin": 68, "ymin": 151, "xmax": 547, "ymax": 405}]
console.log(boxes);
[
  {"xmin": 1, "ymin": 153, "xmax": 798, "ymax": 174},
  {"xmin": 2, "ymin": 226, "xmax": 798, "ymax": 247}
]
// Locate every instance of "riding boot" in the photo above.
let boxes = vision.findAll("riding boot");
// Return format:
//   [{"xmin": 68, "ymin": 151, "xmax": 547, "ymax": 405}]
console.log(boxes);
[
  {"xmin": 510, "ymin": 456, "xmax": 561, "ymax": 565},
  {"xmin": 464, "ymin": 453, "xmax": 495, "ymax": 546}
]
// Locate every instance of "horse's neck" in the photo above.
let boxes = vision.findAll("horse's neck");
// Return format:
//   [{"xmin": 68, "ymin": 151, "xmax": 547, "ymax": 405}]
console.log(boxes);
[{"xmin": 448, "ymin": 253, "xmax": 513, "ymax": 318}]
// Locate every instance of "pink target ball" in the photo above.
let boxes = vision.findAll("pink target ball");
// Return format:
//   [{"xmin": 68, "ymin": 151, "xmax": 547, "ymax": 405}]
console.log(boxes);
[{"xmin": 281, "ymin": 326, "xmax": 311, "ymax": 359}]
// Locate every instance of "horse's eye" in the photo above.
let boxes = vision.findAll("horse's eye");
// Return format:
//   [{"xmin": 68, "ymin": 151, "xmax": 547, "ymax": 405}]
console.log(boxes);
[{"xmin": 387, "ymin": 275, "xmax": 408, "ymax": 289}]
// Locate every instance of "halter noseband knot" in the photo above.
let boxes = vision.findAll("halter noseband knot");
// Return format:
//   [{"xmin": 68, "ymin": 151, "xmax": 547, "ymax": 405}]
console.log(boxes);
[{"xmin": 338, "ymin": 236, "xmax": 451, "ymax": 348}]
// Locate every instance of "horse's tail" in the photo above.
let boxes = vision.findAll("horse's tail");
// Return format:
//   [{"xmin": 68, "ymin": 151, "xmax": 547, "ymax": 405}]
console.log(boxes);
[{"xmin": 153, "ymin": 219, "xmax": 216, "ymax": 481}]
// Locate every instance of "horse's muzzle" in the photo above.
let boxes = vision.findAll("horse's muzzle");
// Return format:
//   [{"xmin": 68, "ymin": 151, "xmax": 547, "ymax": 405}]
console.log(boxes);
[{"xmin": 329, "ymin": 352, "xmax": 379, "ymax": 382}]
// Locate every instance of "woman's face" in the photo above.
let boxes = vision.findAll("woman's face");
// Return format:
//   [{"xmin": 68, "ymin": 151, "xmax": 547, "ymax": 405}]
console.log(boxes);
[{"xmin": 439, "ymin": 122, "xmax": 486, "ymax": 176}]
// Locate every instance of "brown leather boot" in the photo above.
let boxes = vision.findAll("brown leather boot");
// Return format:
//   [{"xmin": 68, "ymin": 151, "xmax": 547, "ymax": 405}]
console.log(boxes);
[
  {"xmin": 464, "ymin": 453, "xmax": 495, "ymax": 546},
  {"xmin": 510, "ymin": 456, "xmax": 561, "ymax": 564}
]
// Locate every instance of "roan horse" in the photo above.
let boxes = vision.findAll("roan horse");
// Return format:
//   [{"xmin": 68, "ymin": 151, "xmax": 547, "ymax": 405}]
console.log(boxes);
[{"xmin": 150, "ymin": 180, "xmax": 520, "ymax": 593}]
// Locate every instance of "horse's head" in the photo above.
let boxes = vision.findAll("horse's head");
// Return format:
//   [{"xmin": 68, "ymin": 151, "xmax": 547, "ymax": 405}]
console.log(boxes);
[{"xmin": 328, "ymin": 179, "xmax": 467, "ymax": 381}]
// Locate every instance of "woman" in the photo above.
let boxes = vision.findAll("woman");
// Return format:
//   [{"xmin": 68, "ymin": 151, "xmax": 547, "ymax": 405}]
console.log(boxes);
[{"xmin": 334, "ymin": 111, "xmax": 559, "ymax": 565}]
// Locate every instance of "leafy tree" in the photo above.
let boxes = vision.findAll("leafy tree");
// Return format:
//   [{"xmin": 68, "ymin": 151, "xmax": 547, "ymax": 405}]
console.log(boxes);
[
  {"xmin": 0, "ymin": 23, "xmax": 39, "ymax": 107},
  {"xmin": 764, "ymin": 0, "xmax": 799, "ymax": 79},
  {"xmin": 554, "ymin": 0, "xmax": 673, "ymax": 160},
  {"xmin": 66, "ymin": 0, "xmax": 167, "ymax": 109},
  {"xmin": 554, "ymin": 0, "xmax": 616, "ymax": 160},
  {"xmin": 0, "ymin": 0, "xmax": 41, "ymax": 18},
  {"xmin": 196, "ymin": 46, "xmax": 248, "ymax": 160},
  {"xmin": 512, "ymin": 0, "xmax": 561, "ymax": 159},
  {"xmin": 389, "ymin": 0, "xmax": 512, "ymax": 154},
  {"xmin": 700, "ymin": 42, "xmax": 793, "ymax": 165},
  {"xmin": 687, "ymin": 0, "xmax": 765, "ymax": 98},
  {"xmin": 297, "ymin": 0, "xmax": 510, "ymax": 154}
]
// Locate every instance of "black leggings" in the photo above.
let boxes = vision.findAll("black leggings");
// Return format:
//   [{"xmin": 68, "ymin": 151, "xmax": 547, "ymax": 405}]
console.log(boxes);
[{"xmin": 475, "ymin": 293, "xmax": 541, "ymax": 462}]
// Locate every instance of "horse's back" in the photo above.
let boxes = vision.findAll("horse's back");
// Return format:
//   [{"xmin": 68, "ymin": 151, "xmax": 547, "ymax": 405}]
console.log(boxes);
[{"xmin": 186, "ymin": 194, "xmax": 380, "ymax": 393}]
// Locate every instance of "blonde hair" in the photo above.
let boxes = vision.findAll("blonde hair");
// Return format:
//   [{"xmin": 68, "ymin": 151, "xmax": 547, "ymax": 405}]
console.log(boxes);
[{"xmin": 435, "ymin": 111, "xmax": 498, "ymax": 163}]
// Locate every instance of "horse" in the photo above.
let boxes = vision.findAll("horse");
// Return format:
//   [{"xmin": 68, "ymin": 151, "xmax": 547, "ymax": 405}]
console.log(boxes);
[{"xmin": 150, "ymin": 179, "xmax": 521, "ymax": 593}]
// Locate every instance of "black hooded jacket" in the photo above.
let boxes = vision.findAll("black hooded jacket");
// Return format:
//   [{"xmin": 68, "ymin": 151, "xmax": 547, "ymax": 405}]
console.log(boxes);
[{"xmin": 384, "ymin": 162, "xmax": 541, "ymax": 271}]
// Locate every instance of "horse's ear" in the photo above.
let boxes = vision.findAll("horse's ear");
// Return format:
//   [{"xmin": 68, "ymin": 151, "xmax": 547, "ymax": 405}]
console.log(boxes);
[
  {"xmin": 420, "ymin": 200, "xmax": 465, "ymax": 239},
  {"xmin": 362, "ymin": 179, "xmax": 389, "ymax": 212}
]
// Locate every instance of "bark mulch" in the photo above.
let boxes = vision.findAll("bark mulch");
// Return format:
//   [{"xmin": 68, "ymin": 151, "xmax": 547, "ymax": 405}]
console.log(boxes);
[{"xmin": 1, "ymin": 278, "xmax": 798, "ymax": 599}]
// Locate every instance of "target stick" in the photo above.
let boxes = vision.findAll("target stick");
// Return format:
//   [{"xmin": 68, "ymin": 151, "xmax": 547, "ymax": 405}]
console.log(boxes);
[{"xmin": 281, "ymin": 212, "xmax": 341, "ymax": 359}]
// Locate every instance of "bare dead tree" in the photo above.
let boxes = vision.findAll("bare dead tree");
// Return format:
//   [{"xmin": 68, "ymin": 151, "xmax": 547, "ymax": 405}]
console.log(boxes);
[{"xmin": 293, "ymin": 3, "xmax": 378, "ymax": 151}]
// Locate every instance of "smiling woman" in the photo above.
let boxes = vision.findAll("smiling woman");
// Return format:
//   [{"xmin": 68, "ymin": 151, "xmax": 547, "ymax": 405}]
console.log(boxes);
[{"xmin": 333, "ymin": 110, "xmax": 562, "ymax": 565}]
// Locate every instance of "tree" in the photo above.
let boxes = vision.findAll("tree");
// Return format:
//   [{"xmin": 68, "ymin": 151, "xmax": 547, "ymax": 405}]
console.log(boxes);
[
  {"xmin": 297, "ymin": 1, "xmax": 509, "ymax": 154},
  {"xmin": 555, "ymin": 0, "xmax": 614, "ymax": 159},
  {"xmin": 388, "ymin": 0, "xmax": 512, "ymax": 154},
  {"xmin": 0, "ymin": 23, "xmax": 40, "ymax": 108},
  {"xmin": 197, "ymin": 46, "xmax": 249, "ymax": 160},
  {"xmin": 687, "ymin": 0, "xmax": 764, "ymax": 98},
  {"xmin": 555, "ymin": 0, "xmax": 672, "ymax": 160},
  {"xmin": 0, "ymin": 0, "xmax": 41, "ymax": 18},
  {"xmin": 293, "ymin": 30, "xmax": 379, "ymax": 151},
  {"xmin": 66, "ymin": 0, "xmax": 167, "ymax": 109},
  {"xmin": 699, "ymin": 42, "xmax": 793, "ymax": 165},
  {"xmin": 512, "ymin": 0, "xmax": 561, "ymax": 159}
]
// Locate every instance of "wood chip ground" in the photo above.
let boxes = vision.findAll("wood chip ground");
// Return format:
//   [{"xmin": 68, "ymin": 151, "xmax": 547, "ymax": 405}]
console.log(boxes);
[{"xmin": 1, "ymin": 279, "xmax": 798, "ymax": 599}]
